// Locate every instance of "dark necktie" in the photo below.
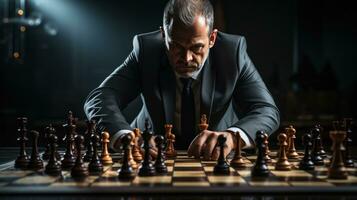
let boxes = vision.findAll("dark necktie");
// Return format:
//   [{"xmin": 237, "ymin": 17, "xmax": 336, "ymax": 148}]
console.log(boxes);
[{"xmin": 180, "ymin": 78, "xmax": 196, "ymax": 148}]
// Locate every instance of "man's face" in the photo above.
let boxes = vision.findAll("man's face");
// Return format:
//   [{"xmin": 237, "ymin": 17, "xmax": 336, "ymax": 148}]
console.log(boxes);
[{"xmin": 163, "ymin": 15, "xmax": 217, "ymax": 78}]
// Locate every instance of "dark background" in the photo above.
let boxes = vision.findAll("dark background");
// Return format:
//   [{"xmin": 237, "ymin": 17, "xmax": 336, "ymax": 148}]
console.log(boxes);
[{"xmin": 0, "ymin": 0, "xmax": 356, "ymax": 147}]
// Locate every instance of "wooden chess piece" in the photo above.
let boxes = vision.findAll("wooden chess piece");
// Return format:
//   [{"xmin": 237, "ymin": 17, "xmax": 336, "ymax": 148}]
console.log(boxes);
[
  {"xmin": 71, "ymin": 135, "xmax": 89, "ymax": 178},
  {"xmin": 43, "ymin": 124, "xmax": 61, "ymax": 161},
  {"xmin": 251, "ymin": 131, "xmax": 270, "ymax": 177},
  {"xmin": 61, "ymin": 111, "xmax": 76, "ymax": 169},
  {"xmin": 328, "ymin": 129, "xmax": 348, "ymax": 179},
  {"xmin": 28, "ymin": 130, "xmax": 44, "ymax": 170},
  {"xmin": 88, "ymin": 132, "xmax": 103, "ymax": 175},
  {"xmin": 84, "ymin": 120, "xmax": 95, "ymax": 162},
  {"xmin": 287, "ymin": 125, "xmax": 299, "ymax": 159},
  {"xmin": 128, "ymin": 132, "xmax": 138, "ymax": 169},
  {"xmin": 275, "ymin": 133, "xmax": 291, "ymax": 171},
  {"xmin": 263, "ymin": 132, "xmax": 272, "ymax": 163},
  {"xmin": 317, "ymin": 124, "xmax": 326, "ymax": 158},
  {"xmin": 45, "ymin": 134, "xmax": 62, "ymax": 176},
  {"xmin": 154, "ymin": 135, "xmax": 168, "ymax": 174},
  {"xmin": 132, "ymin": 128, "xmax": 143, "ymax": 162},
  {"xmin": 299, "ymin": 132, "xmax": 315, "ymax": 170},
  {"xmin": 230, "ymin": 132, "xmax": 247, "ymax": 168},
  {"xmin": 213, "ymin": 135, "xmax": 230, "ymax": 175},
  {"xmin": 101, "ymin": 131, "xmax": 113, "ymax": 165},
  {"xmin": 311, "ymin": 126, "xmax": 324, "ymax": 166},
  {"xmin": 118, "ymin": 134, "xmax": 136, "ymax": 179},
  {"xmin": 15, "ymin": 117, "xmax": 30, "ymax": 169},
  {"xmin": 343, "ymin": 118, "xmax": 354, "ymax": 168},
  {"xmin": 164, "ymin": 124, "xmax": 177, "ymax": 158},
  {"xmin": 138, "ymin": 119, "xmax": 155, "ymax": 176},
  {"xmin": 199, "ymin": 114, "xmax": 209, "ymax": 131}
]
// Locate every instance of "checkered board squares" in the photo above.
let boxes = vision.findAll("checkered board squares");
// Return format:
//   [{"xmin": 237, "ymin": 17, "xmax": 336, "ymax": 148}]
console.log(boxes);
[{"xmin": 0, "ymin": 150, "xmax": 356, "ymax": 191}]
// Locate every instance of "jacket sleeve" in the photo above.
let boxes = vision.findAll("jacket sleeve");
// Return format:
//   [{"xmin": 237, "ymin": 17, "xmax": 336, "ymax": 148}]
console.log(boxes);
[
  {"xmin": 83, "ymin": 35, "xmax": 142, "ymax": 136},
  {"xmin": 232, "ymin": 37, "xmax": 280, "ymax": 141}
]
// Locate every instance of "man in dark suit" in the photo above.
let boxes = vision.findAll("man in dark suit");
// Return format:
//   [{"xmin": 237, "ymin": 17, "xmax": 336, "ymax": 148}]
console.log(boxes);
[{"xmin": 84, "ymin": 0, "xmax": 280, "ymax": 160}]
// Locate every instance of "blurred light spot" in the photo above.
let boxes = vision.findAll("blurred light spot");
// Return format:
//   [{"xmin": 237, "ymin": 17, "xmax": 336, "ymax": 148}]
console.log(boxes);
[
  {"xmin": 13, "ymin": 52, "xmax": 20, "ymax": 59},
  {"xmin": 20, "ymin": 26, "xmax": 26, "ymax": 32},
  {"xmin": 17, "ymin": 9, "xmax": 24, "ymax": 16}
]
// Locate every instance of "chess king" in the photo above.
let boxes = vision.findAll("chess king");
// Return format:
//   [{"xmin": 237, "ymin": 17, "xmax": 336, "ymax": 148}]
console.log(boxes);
[{"xmin": 84, "ymin": 0, "xmax": 279, "ymax": 160}]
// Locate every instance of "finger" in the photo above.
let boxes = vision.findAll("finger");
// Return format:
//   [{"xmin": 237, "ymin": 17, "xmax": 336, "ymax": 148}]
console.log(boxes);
[
  {"xmin": 203, "ymin": 133, "xmax": 219, "ymax": 160},
  {"xmin": 211, "ymin": 146, "xmax": 220, "ymax": 161},
  {"xmin": 188, "ymin": 132, "xmax": 209, "ymax": 158},
  {"xmin": 149, "ymin": 148, "xmax": 158, "ymax": 160}
]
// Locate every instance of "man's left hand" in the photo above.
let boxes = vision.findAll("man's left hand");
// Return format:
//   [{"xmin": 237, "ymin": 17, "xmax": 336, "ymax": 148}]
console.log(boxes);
[{"xmin": 187, "ymin": 130, "xmax": 236, "ymax": 160}]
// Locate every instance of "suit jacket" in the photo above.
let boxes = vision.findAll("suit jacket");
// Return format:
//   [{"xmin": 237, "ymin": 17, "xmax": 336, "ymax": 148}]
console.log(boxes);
[{"xmin": 84, "ymin": 30, "xmax": 280, "ymax": 145}]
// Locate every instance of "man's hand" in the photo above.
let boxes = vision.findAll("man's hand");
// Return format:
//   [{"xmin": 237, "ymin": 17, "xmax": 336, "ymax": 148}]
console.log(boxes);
[
  {"xmin": 187, "ymin": 130, "xmax": 236, "ymax": 160},
  {"xmin": 114, "ymin": 132, "xmax": 158, "ymax": 159}
]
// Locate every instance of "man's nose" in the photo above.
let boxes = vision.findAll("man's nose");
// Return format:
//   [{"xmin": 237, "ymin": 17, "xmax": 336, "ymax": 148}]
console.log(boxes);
[{"xmin": 183, "ymin": 50, "xmax": 193, "ymax": 62}]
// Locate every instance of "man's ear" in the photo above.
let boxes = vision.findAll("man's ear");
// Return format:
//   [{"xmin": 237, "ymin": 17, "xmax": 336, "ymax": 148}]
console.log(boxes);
[
  {"xmin": 209, "ymin": 29, "xmax": 218, "ymax": 48},
  {"xmin": 160, "ymin": 26, "xmax": 165, "ymax": 39}
]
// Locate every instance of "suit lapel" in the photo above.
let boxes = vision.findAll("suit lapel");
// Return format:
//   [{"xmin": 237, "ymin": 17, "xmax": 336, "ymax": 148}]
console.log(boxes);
[{"xmin": 200, "ymin": 55, "xmax": 216, "ymax": 125}]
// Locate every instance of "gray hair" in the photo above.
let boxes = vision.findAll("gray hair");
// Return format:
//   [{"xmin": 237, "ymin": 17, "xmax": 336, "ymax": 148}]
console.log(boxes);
[{"xmin": 163, "ymin": 0, "xmax": 214, "ymax": 35}]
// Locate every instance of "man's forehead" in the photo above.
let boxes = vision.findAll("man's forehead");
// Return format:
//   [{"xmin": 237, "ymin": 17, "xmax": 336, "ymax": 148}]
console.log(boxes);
[{"xmin": 168, "ymin": 15, "xmax": 209, "ymax": 44}]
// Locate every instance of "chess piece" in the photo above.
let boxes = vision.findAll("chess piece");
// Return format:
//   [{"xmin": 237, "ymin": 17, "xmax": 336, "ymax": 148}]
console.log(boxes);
[
  {"xmin": 164, "ymin": 124, "xmax": 177, "ymax": 158},
  {"xmin": 128, "ymin": 132, "xmax": 138, "ymax": 169},
  {"xmin": 88, "ymin": 132, "xmax": 103, "ymax": 174},
  {"xmin": 311, "ymin": 126, "xmax": 324, "ymax": 166},
  {"xmin": 43, "ymin": 124, "xmax": 61, "ymax": 161},
  {"xmin": 299, "ymin": 132, "xmax": 314, "ymax": 170},
  {"xmin": 230, "ymin": 132, "xmax": 247, "ymax": 168},
  {"xmin": 284, "ymin": 127, "xmax": 291, "ymax": 152},
  {"xmin": 118, "ymin": 134, "xmax": 136, "ymax": 179},
  {"xmin": 61, "ymin": 111, "xmax": 76, "ymax": 169},
  {"xmin": 15, "ymin": 117, "xmax": 30, "ymax": 169},
  {"xmin": 138, "ymin": 119, "xmax": 155, "ymax": 176},
  {"xmin": 263, "ymin": 132, "xmax": 272, "ymax": 163},
  {"xmin": 45, "ymin": 134, "xmax": 62, "ymax": 176},
  {"xmin": 199, "ymin": 114, "xmax": 209, "ymax": 131},
  {"xmin": 213, "ymin": 135, "xmax": 230, "ymax": 175},
  {"xmin": 84, "ymin": 120, "xmax": 95, "ymax": 162},
  {"xmin": 71, "ymin": 135, "xmax": 89, "ymax": 178},
  {"xmin": 343, "ymin": 118, "xmax": 354, "ymax": 167},
  {"xmin": 101, "ymin": 131, "xmax": 113, "ymax": 165},
  {"xmin": 275, "ymin": 133, "xmax": 291, "ymax": 171},
  {"xmin": 286, "ymin": 125, "xmax": 299, "ymax": 159},
  {"xmin": 251, "ymin": 131, "xmax": 270, "ymax": 177},
  {"xmin": 154, "ymin": 135, "xmax": 168, "ymax": 174},
  {"xmin": 328, "ymin": 129, "xmax": 348, "ymax": 179},
  {"xmin": 28, "ymin": 130, "xmax": 44, "ymax": 170},
  {"xmin": 42, "ymin": 125, "xmax": 51, "ymax": 160},
  {"xmin": 317, "ymin": 124, "xmax": 326, "ymax": 158},
  {"xmin": 132, "ymin": 128, "xmax": 143, "ymax": 162}
]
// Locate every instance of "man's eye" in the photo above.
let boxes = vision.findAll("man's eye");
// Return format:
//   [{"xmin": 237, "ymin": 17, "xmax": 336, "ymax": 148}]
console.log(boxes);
[{"xmin": 191, "ymin": 46, "xmax": 203, "ymax": 53}]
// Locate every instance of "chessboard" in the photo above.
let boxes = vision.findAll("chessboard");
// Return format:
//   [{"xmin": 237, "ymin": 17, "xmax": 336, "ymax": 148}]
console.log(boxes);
[{"xmin": 1, "ymin": 150, "xmax": 357, "ymax": 195}]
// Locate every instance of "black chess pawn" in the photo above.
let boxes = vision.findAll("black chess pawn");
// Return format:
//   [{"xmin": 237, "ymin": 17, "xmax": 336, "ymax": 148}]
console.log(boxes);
[
  {"xmin": 251, "ymin": 130, "xmax": 270, "ymax": 177},
  {"xmin": 213, "ymin": 135, "xmax": 230, "ymax": 175},
  {"xmin": 343, "ymin": 118, "xmax": 354, "ymax": 168},
  {"xmin": 28, "ymin": 130, "xmax": 44, "ymax": 170},
  {"xmin": 45, "ymin": 134, "xmax": 62, "ymax": 176},
  {"xmin": 317, "ymin": 124, "xmax": 326, "ymax": 158},
  {"xmin": 42, "ymin": 125, "xmax": 51, "ymax": 160},
  {"xmin": 154, "ymin": 135, "xmax": 168, "ymax": 174},
  {"xmin": 138, "ymin": 119, "xmax": 156, "ymax": 176},
  {"xmin": 118, "ymin": 134, "xmax": 136, "ymax": 179},
  {"xmin": 84, "ymin": 120, "xmax": 95, "ymax": 162},
  {"xmin": 88, "ymin": 132, "xmax": 103, "ymax": 174},
  {"xmin": 15, "ymin": 117, "xmax": 30, "ymax": 169},
  {"xmin": 299, "ymin": 133, "xmax": 315, "ymax": 170},
  {"xmin": 71, "ymin": 135, "xmax": 89, "ymax": 178},
  {"xmin": 311, "ymin": 126, "xmax": 324, "ymax": 166}
]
